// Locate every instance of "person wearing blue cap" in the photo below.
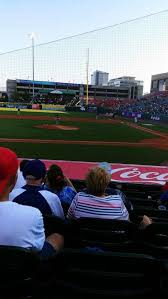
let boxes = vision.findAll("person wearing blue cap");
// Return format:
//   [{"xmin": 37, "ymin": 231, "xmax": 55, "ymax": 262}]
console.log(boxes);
[{"xmin": 9, "ymin": 159, "xmax": 65, "ymax": 219}]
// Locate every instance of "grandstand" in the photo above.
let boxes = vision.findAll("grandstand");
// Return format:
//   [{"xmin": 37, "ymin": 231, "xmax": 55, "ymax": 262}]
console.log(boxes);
[{"xmin": 6, "ymin": 79, "xmax": 138, "ymax": 107}]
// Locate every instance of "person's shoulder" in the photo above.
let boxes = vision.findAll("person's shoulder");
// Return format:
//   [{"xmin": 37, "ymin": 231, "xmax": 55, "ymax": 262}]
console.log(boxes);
[
  {"xmin": 39, "ymin": 189, "xmax": 60, "ymax": 201},
  {"xmin": 77, "ymin": 191, "xmax": 93, "ymax": 199},
  {"xmin": 78, "ymin": 191, "xmax": 87, "ymax": 196},
  {"xmin": 64, "ymin": 186, "xmax": 76, "ymax": 193},
  {"xmin": 9, "ymin": 187, "xmax": 25, "ymax": 200},
  {"xmin": 104, "ymin": 193, "xmax": 123, "ymax": 201},
  {"xmin": 11, "ymin": 201, "xmax": 42, "ymax": 216},
  {"xmin": 105, "ymin": 187, "xmax": 120, "ymax": 195}
]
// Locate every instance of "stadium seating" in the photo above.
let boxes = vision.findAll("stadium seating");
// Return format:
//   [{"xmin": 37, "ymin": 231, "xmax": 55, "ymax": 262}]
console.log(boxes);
[
  {"xmin": 0, "ymin": 245, "xmax": 40, "ymax": 298},
  {"xmin": 130, "ymin": 207, "xmax": 168, "ymax": 223},
  {"xmin": 55, "ymin": 249, "xmax": 160, "ymax": 299},
  {"xmin": 43, "ymin": 215, "xmax": 66, "ymax": 237},
  {"xmin": 0, "ymin": 245, "xmax": 65, "ymax": 298},
  {"xmin": 71, "ymin": 179, "xmax": 162, "ymax": 199},
  {"xmin": 2, "ymin": 179, "xmax": 168, "ymax": 297},
  {"xmin": 128, "ymin": 197, "xmax": 157, "ymax": 208},
  {"xmin": 142, "ymin": 222, "xmax": 168, "ymax": 256},
  {"xmin": 65, "ymin": 218, "xmax": 139, "ymax": 252}
]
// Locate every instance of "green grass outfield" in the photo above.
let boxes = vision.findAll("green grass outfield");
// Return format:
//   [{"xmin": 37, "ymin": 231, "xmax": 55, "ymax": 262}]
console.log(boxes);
[
  {"xmin": 0, "ymin": 119, "xmax": 156, "ymax": 142},
  {"xmin": 123, "ymin": 117, "xmax": 168, "ymax": 134},
  {"xmin": 0, "ymin": 142, "xmax": 167, "ymax": 165},
  {"xmin": 0, "ymin": 109, "xmax": 167, "ymax": 165},
  {"xmin": 0, "ymin": 108, "xmax": 93, "ymax": 118},
  {"xmin": 140, "ymin": 123, "xmax": 168, "ymax": 134}
]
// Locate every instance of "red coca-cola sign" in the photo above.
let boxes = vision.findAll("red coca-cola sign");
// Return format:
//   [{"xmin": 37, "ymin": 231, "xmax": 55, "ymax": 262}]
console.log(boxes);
[
  {"xmin": 110, "ymin": 164, "xmax": 168, "ymax": 185},
  {"xmin": 19, "ymin": 159, "xmax": 168, "ymax": 185}
]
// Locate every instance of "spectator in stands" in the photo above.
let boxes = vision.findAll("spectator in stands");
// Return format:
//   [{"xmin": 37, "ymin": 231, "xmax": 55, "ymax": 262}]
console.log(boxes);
[
  {"xmin": 0, "ymin": 147, "xmax": 64, "ymax": 257},
  {"xmin": 67, "ymin": 167, "xmax": 129, "ymax": 220},
  {"xmin": 82, "ymin": 162, "xmax": 132, "ymax": 212},
  {"xmin": 9, "ymin": 159, "xmax": 65, "ymax": 219},
  {"xmin": 20, "ymin": 159, "xmax": 29, "ymax": 172},
  {"xmin": 99, "ymin": 162, "xmax": 133, "ymax": 212},
  {"xmin": 67, "ymin": 166, "xmax": 152, "ymax": 228},
  {"xmin": 96, "ymin": 105, "xmax": 100, "ymax": 119},
  {"xmin": 44, "ymin": 164, "xmax": 76, "ymax": 206},
  {"xmin": 13, "ymin": 159, "xmax": 28, "ymax": 189},
  {"xmin": 105, "ymin": 186, "xmax": 133, "ymax": 212}
]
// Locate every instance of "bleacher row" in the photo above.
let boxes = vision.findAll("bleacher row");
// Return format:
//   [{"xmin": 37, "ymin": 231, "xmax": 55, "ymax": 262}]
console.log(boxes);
[
  {"xmin": 2, "ymin": 180, "xmax": 168, "ymax": 298},
  {"xmin": 88, "ymin": 98, "xmax": 134, "ymax": 108}
]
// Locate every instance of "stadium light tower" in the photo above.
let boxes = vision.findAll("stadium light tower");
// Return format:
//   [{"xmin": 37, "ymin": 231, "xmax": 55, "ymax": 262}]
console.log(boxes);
[
  {"xmin": 29, "ymin": 32, "xmax": 36, "ymax": 100},
  {"xmin": 86, "ymin": 48, "xmax": 89, "ymax": 106}
]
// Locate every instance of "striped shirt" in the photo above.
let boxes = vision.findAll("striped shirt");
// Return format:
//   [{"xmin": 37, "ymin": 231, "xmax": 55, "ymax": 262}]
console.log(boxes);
[{"xmin": 67, "ymin": 192, "xmax": 129, "ymax": 220}]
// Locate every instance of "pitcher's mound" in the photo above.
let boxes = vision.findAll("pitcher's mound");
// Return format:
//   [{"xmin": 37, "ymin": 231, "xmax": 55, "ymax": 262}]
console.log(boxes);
[{"xmin": 35, "ymin": 124, "xmax": 79, "ymax": 131}]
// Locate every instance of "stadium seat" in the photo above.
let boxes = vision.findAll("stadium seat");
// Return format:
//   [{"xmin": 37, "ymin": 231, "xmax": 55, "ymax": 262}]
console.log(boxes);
[
  {"xmin": 0, "ymin": 245, "xmax": 39, "ymax": 298},
  {"xmin": 71, "ymin": 179, "xmax": 86, "ymax": 192},
  {"xmin": 71, "ymin": 180, "xmax": 162, "ymax": 199},
  {"xmin": 43, "ymin": 215, "xmax": 66, "ymax": 237},
  {"xmin": 55, "ymin": 249, "xmax": 160, "ymax": 299},
  {"xmin": 130, "ymin": 208, "xmax": 168, "ymax": 223},
  {"xmin": 66, "ymin": 218, "xmax": 139, "ymax": 251},
  {"xmin": 142, "ymin": 222, "xmax": 168, "ymax": 257},
  {"xmin": 61, "ymin": 202, "xmax": 70, "ymax": 215},
  {"xmin": 129, "ymin": 197, "xmax": 157, "ymax": 209},
  {"xmin": 0, "ymin": 245, "xmax": 64, "ymax": 298},
  {"xmin": 141, "ymin": 223, "xmax": 168, "ymax": 298}
]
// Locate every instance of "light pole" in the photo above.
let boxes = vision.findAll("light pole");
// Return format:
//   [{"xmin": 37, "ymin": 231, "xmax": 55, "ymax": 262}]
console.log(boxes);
[
  {"xmin": 29, "ymin": 33, "xmax": 35, "ymax": 100},
  {"xmin": 31, "ymin": 33, "xmax": 35, "ymax": 100},
  {"xmin": 86, "ymin": 48, "xmax": 89, "ymax": 106}
]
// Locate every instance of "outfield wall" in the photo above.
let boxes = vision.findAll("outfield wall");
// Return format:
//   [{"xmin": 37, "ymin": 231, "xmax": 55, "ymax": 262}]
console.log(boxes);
[
  {"xmin": 122, "ymin": 111, "xmax": 168, "ymax": 123},
  {"xmin": 0, "ymin": 102, "xmax": 65, "ymax": 111}
]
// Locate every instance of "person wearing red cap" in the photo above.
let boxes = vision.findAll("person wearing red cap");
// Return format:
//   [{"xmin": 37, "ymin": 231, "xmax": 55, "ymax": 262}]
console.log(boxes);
[{"xmin": 0, "ymin": 147, "xmax": 63, "ymax": 256}]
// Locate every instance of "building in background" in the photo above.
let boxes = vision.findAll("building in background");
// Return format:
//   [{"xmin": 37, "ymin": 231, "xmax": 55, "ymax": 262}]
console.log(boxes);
[
  {"xmin": 151, "ymin": 72, "xmax": 168, "ymax": 93},
  {"xmin": 7, "ymin": 78, "xmax": 140, "ymax": 103},
  {"xmin": 0, "ymin": 91, "xmax": 8, "ymax": 100},
  {"xmin": 108, "ymin": 76, "xmax": 143, "ymax": 98},
  {"xmin": 91, "ymin": 70, "xmax": 109, "ymax": 86}
]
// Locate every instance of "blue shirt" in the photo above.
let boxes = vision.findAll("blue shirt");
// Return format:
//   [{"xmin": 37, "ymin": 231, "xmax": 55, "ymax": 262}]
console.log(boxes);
[
  {"xmin": 160, "ymin": 191, "xmax": 168, "ymax": 201},
  {"xmin": 44, "ymin": 185, "xmax": 76, "ymax": 205}
]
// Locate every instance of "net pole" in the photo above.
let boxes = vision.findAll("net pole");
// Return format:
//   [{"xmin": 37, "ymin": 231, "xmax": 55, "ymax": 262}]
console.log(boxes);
[
  {"xmin": 32, "ymin": 35, "xmax": 35, "ymax": 100},
  {"xmin": 86, "ymin": 48, "xmax": 89, "ymax": 106}
]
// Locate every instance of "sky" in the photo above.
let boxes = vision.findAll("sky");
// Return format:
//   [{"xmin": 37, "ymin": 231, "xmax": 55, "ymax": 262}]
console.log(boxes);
[{"xmin": 0, "ymin": 0, "xmax": 168, "ymax": 92}]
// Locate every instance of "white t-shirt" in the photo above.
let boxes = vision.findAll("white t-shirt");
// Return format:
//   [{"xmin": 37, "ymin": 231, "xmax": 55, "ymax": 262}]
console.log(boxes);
[
  {"xmin": 0, "ymin": 201, "xmax": 45, "ymax": 251},
  {"xmin": 14, "ymin": 169, "xmax": 26, "ymax": 189}
]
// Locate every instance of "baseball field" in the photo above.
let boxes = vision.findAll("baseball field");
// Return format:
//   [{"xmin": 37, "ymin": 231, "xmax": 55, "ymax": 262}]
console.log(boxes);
[{"xmin": 0, "ymin": 108, "xmax": 168, "ymax": 165}]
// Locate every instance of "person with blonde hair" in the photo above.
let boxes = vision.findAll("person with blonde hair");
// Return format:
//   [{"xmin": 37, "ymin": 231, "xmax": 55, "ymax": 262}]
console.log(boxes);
[{"xmin": 67, "ymin": 167, "xmax": 129, "ymax": 220}]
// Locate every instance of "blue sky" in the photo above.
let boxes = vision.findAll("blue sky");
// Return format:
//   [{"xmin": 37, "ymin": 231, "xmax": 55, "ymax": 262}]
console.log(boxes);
[
  {"xmin": 0, "ymin": 0, "xmax": 168, "ymax": 92},
  {"xmin": 0, "ymin": 0, "xmax": 168, "ymax": 50}
]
